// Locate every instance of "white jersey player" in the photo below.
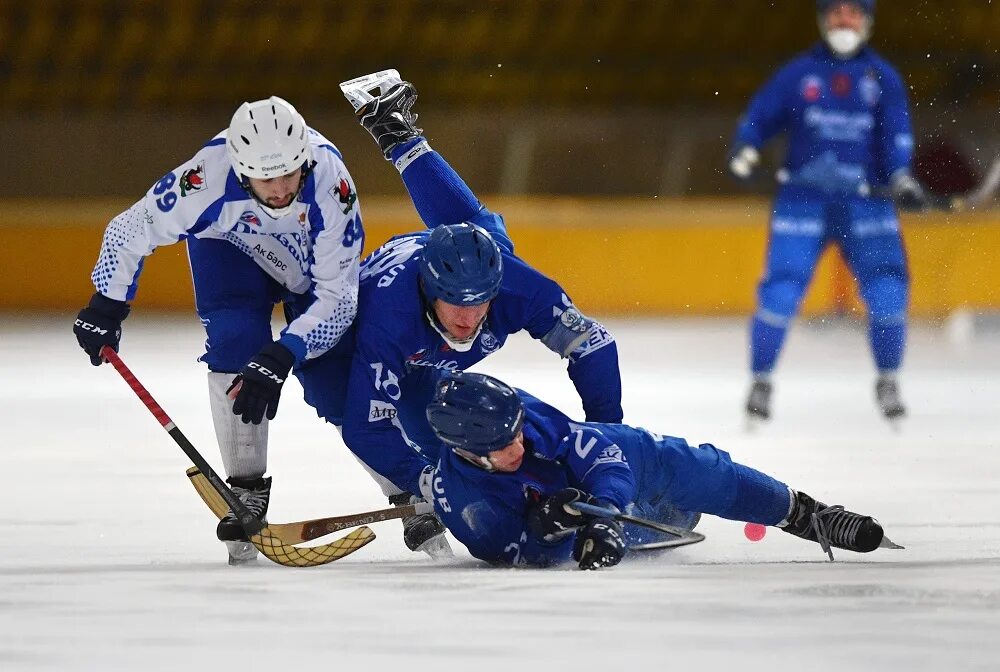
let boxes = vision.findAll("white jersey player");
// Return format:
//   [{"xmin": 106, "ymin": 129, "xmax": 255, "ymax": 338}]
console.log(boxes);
[{"xmin": 73, "ymin": 97, "xmax": 364, "ymax": 563}]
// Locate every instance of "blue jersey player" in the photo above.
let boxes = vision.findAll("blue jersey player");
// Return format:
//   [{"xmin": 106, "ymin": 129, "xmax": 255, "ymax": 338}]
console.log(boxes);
[
  {"xmin": 728, "ymin": 0, "xmax": 928, "ymax": 423},
  {"xmin": 423, "ymin": 371, "xmax": 896, "ymax": 569},
  {"xmin": 336, "ymin": 72, "xmax": 624, "ymax": 556}
]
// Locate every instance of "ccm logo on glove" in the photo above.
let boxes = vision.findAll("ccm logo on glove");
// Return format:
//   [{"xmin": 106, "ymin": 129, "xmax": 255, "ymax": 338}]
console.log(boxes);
[{"xmin": 246, "ymin": 361, "xmax": 286, "ymax": 384}]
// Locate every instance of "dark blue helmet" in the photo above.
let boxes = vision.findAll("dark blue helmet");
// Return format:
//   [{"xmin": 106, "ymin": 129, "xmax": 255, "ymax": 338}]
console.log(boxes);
[
  {"xmin": 816, "ymin": 0, "xmax": 874, "ymax": 14},
  {"xmin": 419, "ymin": 223, "xmax": 503, "ymax": 306},
  {"xmin": 426, "ymin": 371, "xmax": 525, "ymax": 456}
]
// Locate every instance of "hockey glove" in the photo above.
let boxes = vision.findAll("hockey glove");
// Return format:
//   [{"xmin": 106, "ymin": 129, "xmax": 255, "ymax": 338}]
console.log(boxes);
[
  {"xmin": 527, "ymin": 487, "xmax": 599, "ymax": 544},
  {"xmin": 573, "ymin": 518, "xmax": 626, "ymax": 570},
  {"xmin": 73, "ymin": 292, "xmax": 130, "ymax": 366},
  {"xmin": 357, "ymin": 81, "xmax": 422, "ymax": 159},
  {"xmin": 228, "ymin": 342, "xmax": 295, "ymax": 425},
  {"xmin": 727, "ymin": 145, "xmax": 760, "ymax": 182},
  {"xmin": 890, "ymin": 171, "xmax": 929, "ymax": 212}
]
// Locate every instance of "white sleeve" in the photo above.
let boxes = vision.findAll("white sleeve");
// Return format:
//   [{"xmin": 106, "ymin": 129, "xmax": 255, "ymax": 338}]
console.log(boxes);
[
  {"xmin": 281, "ymin": 150, "xmax": 363, "ymax": 360},
  {"xmin": 91, "ymin": 142, "xmax": 227, "ymax": 301}
]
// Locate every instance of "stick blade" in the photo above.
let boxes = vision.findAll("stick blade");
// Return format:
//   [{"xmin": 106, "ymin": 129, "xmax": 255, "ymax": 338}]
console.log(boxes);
[
  {"xmin": 630, "ymin": 531, "xmax": 706, "ymax": 551},
  {"xmin": 250, "ymin": 526, "xmax": 376, "ymax": 568},
  {"xmin": 186, "ymin": 467, "xmax": 377, "ymax": 567}
]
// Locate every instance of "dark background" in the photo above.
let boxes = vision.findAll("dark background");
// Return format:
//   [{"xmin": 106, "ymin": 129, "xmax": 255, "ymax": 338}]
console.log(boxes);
[{"xmin": 1, "ymin": 0, "xmax": 996, "ymax": 198}]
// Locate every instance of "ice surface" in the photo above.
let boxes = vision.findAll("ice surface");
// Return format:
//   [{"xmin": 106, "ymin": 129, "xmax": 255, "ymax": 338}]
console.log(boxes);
[{"xmin": 2, "ymin": 314, "xmax": 998, "ymax": 671}]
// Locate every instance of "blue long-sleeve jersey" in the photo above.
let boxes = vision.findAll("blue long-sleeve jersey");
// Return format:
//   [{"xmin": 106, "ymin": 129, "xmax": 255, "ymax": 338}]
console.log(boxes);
[
  {"xmin": 427, "ymin": 391, "xmax": 793, "ymax": 568},
  {"xmin": 340, "ymin": 208, "xmax": 623, "ymax": 495},
  {"xmin": 734, "ymin": 43, "xmax": 914, "ymax": 189}
]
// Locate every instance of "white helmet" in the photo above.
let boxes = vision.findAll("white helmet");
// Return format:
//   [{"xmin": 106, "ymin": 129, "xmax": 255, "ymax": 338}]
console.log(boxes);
[{"xmin": 227, "ymin": 96, "xmax": 312, "ymax": 180}]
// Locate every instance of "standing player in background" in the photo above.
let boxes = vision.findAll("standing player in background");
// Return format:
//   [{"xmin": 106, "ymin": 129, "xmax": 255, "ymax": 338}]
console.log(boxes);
[
  {"xmin": 423, "ymin": 370, "xmax": 898, "ymax": 569},
  {"xmin": 336, "ymin": 71, "xmax": 623, "ymax": 556},
  {"xmin": 72, "ymin": 97, "xmax": 365, "ymax": 564},
  {"xmin": 728, "ymin": 0, "xmax": 928, "ymax": 424}
]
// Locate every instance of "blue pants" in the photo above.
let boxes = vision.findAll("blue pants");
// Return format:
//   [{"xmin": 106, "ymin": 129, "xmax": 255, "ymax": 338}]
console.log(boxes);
[
  {"xmin": 187, "ymin": 236, "xmax": 352, "ymax": 424},
  {"xmin": 751, "ymin": 186, "xmax": 909, "ymax": 374},
  {"xmin": 636, "ymin": 435, "xmax": 791, "ymax": 527}
]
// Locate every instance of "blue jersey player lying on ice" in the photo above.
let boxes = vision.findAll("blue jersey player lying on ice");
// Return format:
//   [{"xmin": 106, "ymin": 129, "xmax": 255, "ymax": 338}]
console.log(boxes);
[
  {"xmin": 422, "ymin": 371, "xmax": 899, "ymax": 569},
  {"xmin": 337, "ymin": 71, "xmax": 623, "ymax": 556},
  {"xmin": 728, "ymin": 0, "xmax": 929, "ymax": 424}
]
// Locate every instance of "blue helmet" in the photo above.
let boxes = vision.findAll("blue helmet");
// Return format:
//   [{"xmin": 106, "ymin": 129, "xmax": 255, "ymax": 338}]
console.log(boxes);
[
  {"xmin": 426, "ymin": 371, "xmax": 525, "ymax": 456},
  {"xmin": 419, "ymin": 223, "xmax": 503, "ymax": 306},
  {"xmin": 816, "ymin": 0, "xmax": 874, "ymax": 15}
]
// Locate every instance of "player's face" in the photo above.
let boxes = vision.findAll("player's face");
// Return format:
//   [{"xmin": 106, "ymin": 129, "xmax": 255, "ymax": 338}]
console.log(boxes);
[
  {"xmin": 487, "ymin": 433, "xmax": 525, "ymax": 473},
  {"xmin": 248, "ymin": 168, "xmax": 302, "ymax": 209},
  {"xmin": 824, "ymin": 2, "xmax": 866, "ymax": 31},
  {"xmin": 433, "ymin": 300, "xmax": 491, "ymax": 341}
]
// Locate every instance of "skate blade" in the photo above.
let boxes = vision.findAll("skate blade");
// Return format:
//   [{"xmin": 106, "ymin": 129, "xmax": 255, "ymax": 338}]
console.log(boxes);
[
  {"xmin": 416, "ymin": 534, "xmax": 455, "ymax": 559},
  {"xmin": 744, "ymin": 414, "xmax": 768, "ymax": 433},
  {"xmin": 339, "ymin": 69, "xmax": 402, "ymax": 111},
  {"xmin": 884, "ymin": 415, "xmax": 904, "ymax": 433},
  {"xmin": 227, "ymin": 541, "xmax": 259, "ymax": 565},
  {"xmin": 879, "ymin": 535, "xmax": 905, "ymax": 550}
]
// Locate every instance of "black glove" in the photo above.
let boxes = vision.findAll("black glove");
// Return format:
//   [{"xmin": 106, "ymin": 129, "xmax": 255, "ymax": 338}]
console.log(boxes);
[
  {"xmin": 527, "ymin": 487, "xmax": 598, "ymax": 543},
  {"xmin": 573, "ymin": 518, "xmax": 627, "ymax": 570},
  {"xmin": 727, "ymin": 145, "xmax": 760, "ymax": 182},
  {"xmin": 890, "ymin": 171, "xmax": 928, "ymax": 212},
  {"xmin": 228, "ymin": 342, "xmax": 295, "ymax": 425},
  {"xmin": 73, "ymin": 292, "xmax": 130, "ymax": 366}
]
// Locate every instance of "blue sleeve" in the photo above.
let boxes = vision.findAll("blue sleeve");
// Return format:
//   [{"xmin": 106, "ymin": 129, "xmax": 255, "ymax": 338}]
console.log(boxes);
[
  {"xmin": 431, "ymin": 468, "xmax": 573, "ymax": 567},
  {"xmin": 558, "ymin": 427, "xmax": 636, "ymax": 511},
  {"xmin": 391, "ymin": 138, "xmax": 516, "ymax": 253},
  {"xmin": 448, "ymin": 497, "xmax": 573, "ymax": 568},
  {"xmin": 734, "ymin": 60, "xmax": 799, "ymax": 148},
  {"xmin": 567, "ymin": 327, "xmax": 623, "ymax": 423},
  {"xmin": 511, "ymin": 263, "xmax": 623, "ymax": 422},
  {"xmin": 340, "ymin": 322, "xmax": 434, "ymax": 494},
  {"xmin": 875, "ymin": 63, "xmax": 914, "ymax": 178}
]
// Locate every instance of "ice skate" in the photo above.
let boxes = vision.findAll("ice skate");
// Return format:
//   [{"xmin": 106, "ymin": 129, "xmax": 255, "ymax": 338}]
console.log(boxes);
[
  {"xmin": 745, "ymin": 376, "xmax": 772, "ymax": 429},
  {"xmin": 390, "ymin": 493, "xmax": 454, "ymax": 559},
  {"xmin": 216, "ymin": 476, "xmax": 271, "ymax": 564},
  {"xmin": 780, "ymin": 490, "xmax": 903, "ymax": 561},
  {"xmin": 875, "ymin": 373, "xmax": 906, "ymax": 426},
  {"xmin": 339, "ymin": 69, "xmax": 421, "ymax": 158}
]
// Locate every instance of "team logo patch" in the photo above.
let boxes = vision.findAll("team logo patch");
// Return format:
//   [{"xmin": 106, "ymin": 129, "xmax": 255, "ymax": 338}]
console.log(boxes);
[
  {"xmin": 801, "ymin": 75, "xmax": 823, "ymax": 103},
  {"xmin": 332, "ymin": 177, "xmax": 357, "ymax": 214},
  {"xmin": 179, "ymin": 162, "xmax": 206, "ymax": 196},
  {"xmin": 859, "ymin": 71, "xmax": 881, "ymax": 107},
  {"xmin": 832, "ymin": 72, "xmax": 852, "ymax": 98},
  {"xmin": 238, "ymin": 210, "xmax": 261, "ymax": 227},
  {"xmin": 559, "ymin": 307, "xmax": 588, "ymax": 333},
  {"xmin": 480, "ymin": 329, "xmax": 501, "ymax": 355}
]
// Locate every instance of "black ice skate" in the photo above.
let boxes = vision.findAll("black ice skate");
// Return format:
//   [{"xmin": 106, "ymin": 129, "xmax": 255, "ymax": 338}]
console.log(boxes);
[
  {"xmin": 390, "ymin": 493, "xmax": 454, "ymax": 559},
  {"xmin": 217, "ymin": 476, "xmax": 271, "ymax": 565},
  {"xmin": 341, "ymin": 69, "xmax": 422, "ymax": 159},
  {"xmin": 745, "ymin": 377, "xmax": 773, "ymax": 422},
  {"xmin": 875, "ymin": 374, "xmax": 906, "ymax": 422},
  {"xmin": 781, "ymin": 490, "xmax": 903, "ymax": 561}
]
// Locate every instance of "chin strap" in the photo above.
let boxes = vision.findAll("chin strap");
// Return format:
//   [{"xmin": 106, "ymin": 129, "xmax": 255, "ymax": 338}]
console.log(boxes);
[{"xmin": 424, "ymin": 308, "xmax": 486, "ymax": 353}]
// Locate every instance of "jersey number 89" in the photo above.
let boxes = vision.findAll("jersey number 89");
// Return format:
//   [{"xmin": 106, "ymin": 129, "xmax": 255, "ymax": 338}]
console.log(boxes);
[{"xmin": 153, "ymin": 172, "xmax": 177, "ymax": 213}]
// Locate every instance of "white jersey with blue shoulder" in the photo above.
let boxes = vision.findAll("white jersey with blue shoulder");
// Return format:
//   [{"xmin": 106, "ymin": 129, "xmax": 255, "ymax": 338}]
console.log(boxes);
[{"xmin": 90, "ymin": 127, "xmax": 364, "ymax": 361}]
